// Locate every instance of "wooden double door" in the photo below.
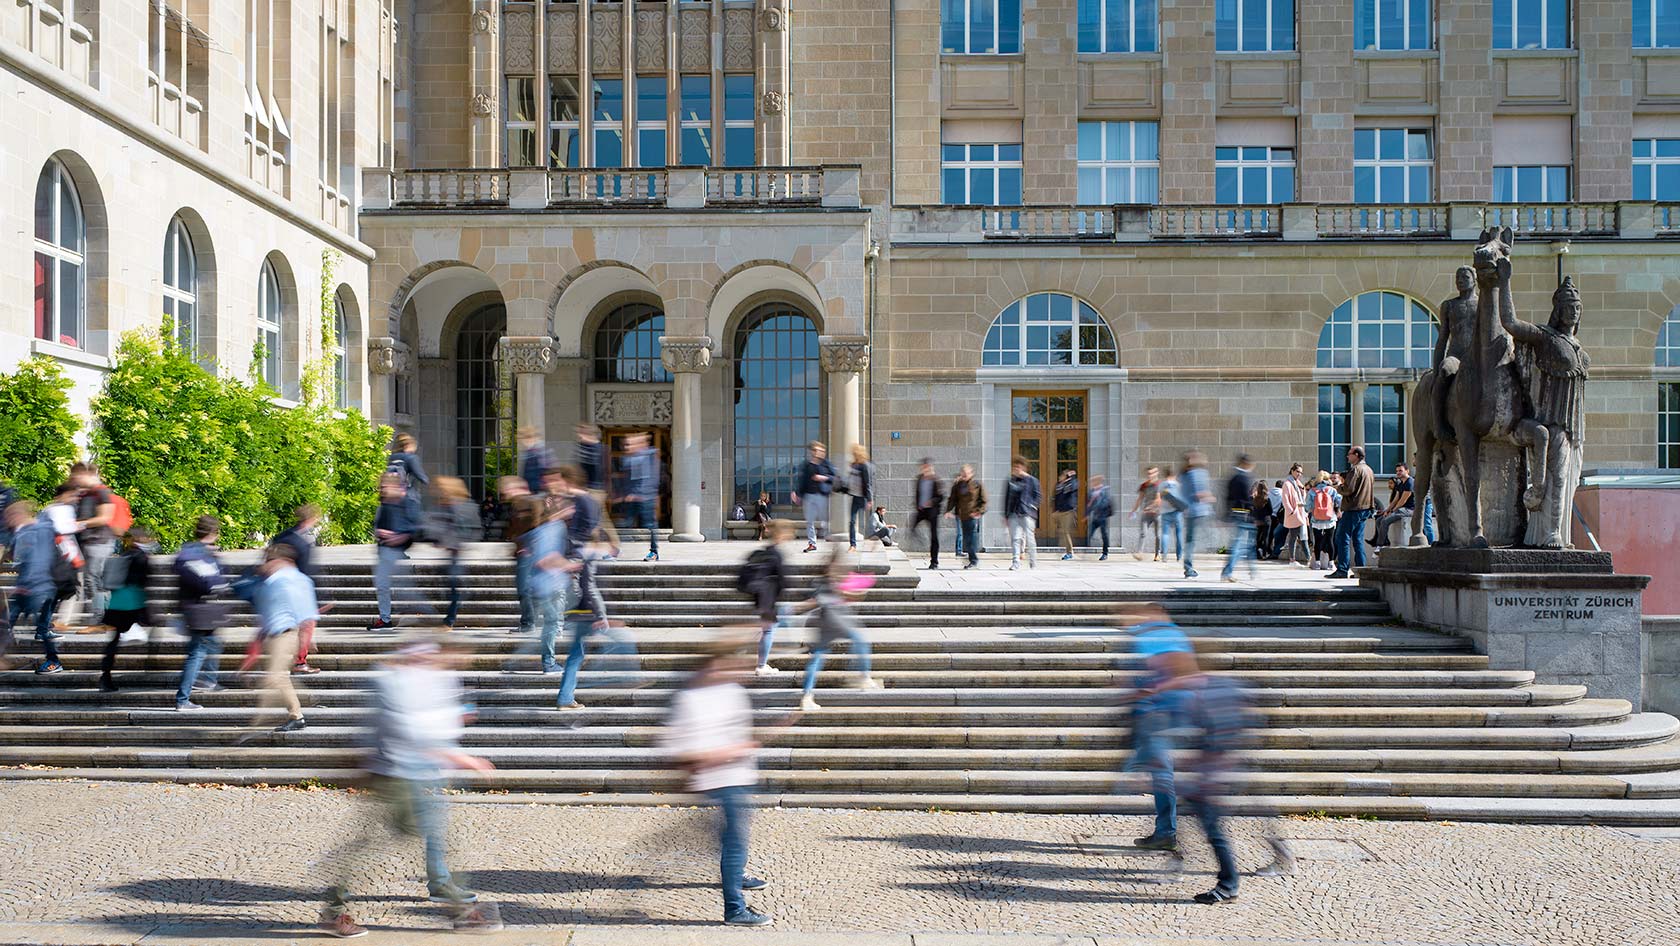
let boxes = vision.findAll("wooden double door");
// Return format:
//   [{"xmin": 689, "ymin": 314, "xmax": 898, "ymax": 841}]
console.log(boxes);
[
  {"xmin": 1011, "ymin": 391, "xmax": 1088, "ymax": 542},
  {"xmin": 604, "ymin": 427, "xmax": 672, "ymax": 529}
]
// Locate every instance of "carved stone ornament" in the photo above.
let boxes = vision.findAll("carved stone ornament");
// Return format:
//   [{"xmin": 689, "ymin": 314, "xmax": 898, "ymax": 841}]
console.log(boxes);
[
  {"xmin": 367, "ymin": 337, "xmax": 411, "ymax": 376},
  {"xmin": 761, "ymin": 89, "xmax": 785, "ymax": 115},
  {"xmin": 502, "ymin": 8, "xmax": 534, "ymax": 71},
  {"xmin": 593, "ymin": 388, "xmax": 674, "ymax": 427},
  {"xmin": 471, "ymin": 9, "xmax": 493, "ymax": 34},
  {"xmin": 496, "ymin": 336, "xmax": 559, "ymax": 375},
  {"xmin": 470, "ymin": 91, "xmax": 493, "ymax": 116},
  {"xmin": 659, "ymin": 336, "xmax": 715, "ymax": 374},
  {"xmin": 761, "ymin": 5, "xmax": 785, "ymax": 31},
  {"xmin": 818, "ymin": 335, "xmax": 870, "ymax": 374}
]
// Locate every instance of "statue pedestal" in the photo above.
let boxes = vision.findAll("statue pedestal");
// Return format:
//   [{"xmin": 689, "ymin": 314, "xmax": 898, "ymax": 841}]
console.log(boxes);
[{"xmin": 1361, "ymin": 548, "xmax": 1650, "ymax": 706}]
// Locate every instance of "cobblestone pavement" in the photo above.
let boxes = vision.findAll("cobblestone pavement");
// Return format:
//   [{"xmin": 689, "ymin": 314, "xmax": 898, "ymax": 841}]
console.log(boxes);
[{"xmin": 1, "ymin": 780, "xmax": 1672, "ymax": 945}]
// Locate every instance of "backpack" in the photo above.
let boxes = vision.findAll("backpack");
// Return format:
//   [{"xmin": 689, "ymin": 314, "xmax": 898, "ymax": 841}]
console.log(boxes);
[
  {"xmin": 1311, "ymin": 486, "xmax": 1335, "ymax": 522},
  {"xmin": 107, "ymin": 493, "xmax": 133, "ymax": 535},
  {"xmin": 736, "ymin": 546, "xmax": 776, "ymax": 595},
  {"xmin": 385, "ymin": 455, "xmax": 410, "ymax": 490},
  {"xmin": 1160, "ymin": 480, "xmax": 1190, "ymax": 513}
]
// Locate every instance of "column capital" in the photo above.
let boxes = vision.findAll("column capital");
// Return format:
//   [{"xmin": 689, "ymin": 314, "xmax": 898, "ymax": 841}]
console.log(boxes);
[
  {"xmin": 498, "ymin": 336, "xmax": 559, "ymax": 375},
  {"xmin": 659, "ymin": 335, "xmax": 715, "ymax": 374},
  {"xmin": 367, "ymin": 337, "xmax": 411, "ymax": 376},
  {"xmin": 819, "ymin": 335, "xmax": 870, "ymax": 374}
]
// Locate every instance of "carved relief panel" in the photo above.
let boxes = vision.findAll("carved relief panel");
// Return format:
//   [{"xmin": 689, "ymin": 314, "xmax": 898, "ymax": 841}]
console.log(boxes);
[
  {"xmin": 503, "ymin": 7, "xmax": 535, "ymax": 73},
  {"xmin": 592, "ymin": 3, "xmax": 623, "ymax": 73},
  {"xmin": 679, "ymin": 7, "xmax": 710, "ymax": 70},
  {"xmin": 635, "ymin": 5, "xmax": 667, "ymax": 72},
  {"xmin": 548, "ymin": 6, "xmax": 579, "ymax": 73},
  {"xmin": 722, "ymin": 7, "xmax": 755, "ymax": 72}
]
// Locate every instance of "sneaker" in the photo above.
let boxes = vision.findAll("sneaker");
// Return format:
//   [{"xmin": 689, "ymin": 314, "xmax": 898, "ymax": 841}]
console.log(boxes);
[
  {"xmin": 81, "ymin": 624, "xmax": 113, "ymax": 635},
  {"xmin": 273, "ymin": 717, "xmax": 307, "ymax": 734},
  {"xmin": 1222, "ymin": 575, "xmax": 1238, "ymax": 583},
  {"xmin": 557, "ymin": 701, "xmax": 585, "ymax": 711},
  {"xmin": 1008, "ymin": 562, "xmax": 1020, "ymax": 571},
  {"xmin": 427, "ymin": 884, "xmax": 480, "ymax": 904},
  {"xmin": 99, "ymin": 678, "xmax": 119, "ymax": 693},
  {"xmin": 854, "ymin": 676, "xmax": 882, "ymax": 690},
  {"xmin": 193, "ymin": 681, "xmax": 224, "ymax": 692},
  {"xmin": 1183, "ymin": 569, "xmax": 1199, "ymax": 579},
  {"xmin": 1134, "ymin": 833, "xmax": 1180, "ymax": 852},
  {"xmin": 175, "ymin": 701, "xmax": 204, "ymax": 712},
  {"xmin": 1324, "ymin": 571, "xmax": 1350, "ymax": 579},
  {"xmin": 40, "ymin": 630, "xmax": 62, "ymax": 641},
  {"xmin": 1099, "ymin": 554, "xmax": 1109, "ymax": 561},
  {"xmin": 799, "ymin": 694, "xmax": 821, "ymax": 712},
  {"xmin": 1193, "ymin": 888, "xmax": 1238, "ymax": 905},
  {"xmin": 1061, "ymin": 553, "xmax": 1074, "ymax": 561},
  {"xmin": 291, "ymin": 664, "xmax": 321, "ymax": 675},
  {"xmin": 848, "ymin": 545, "xmax": 858, "ymax": 552},
  {"xmin": 451, "ymin": 906, "xmax": 503, "ymax": 934},
  {"xmin": 319, "ymin": 911, "xmax": 368, "ymax": 938},
  {"xmin": 542, "ymin": 661, "xmax": 563, "ymax": 674},
  {"xmin": 724, "ymin": 908, "xmax": 773, "ymax": 927},
  {"xmin": 741, "ymin": 876, "xmax": 769, "ymax": 891},
  {"xmin": 962, "ymin": 562, "xmax": 976, "ymax": 570},
  {"xmin": 1252, "ymin": 859, "xmax": 1295, "ymax": 878},
  {"xmin": 925, "ymin": 562, "xmax": 939, "ymax": 570},
  {"xmin": 755, "ymin": 664, "xmax": 774, "ymax": 675},
  {"xmin": 35, "ymin": 662, "xmax": 63, "ymax": 675},
  {"xmin": 803, "ymin": 543, "xmax": 817, "ymax": 553},
  {"xmin": 644, "ymin": 552, "xmax": 659, "ymax": 562},
  {"xmin": 366, "ymin": 618, "xmax": 394, "ymax": 631}
]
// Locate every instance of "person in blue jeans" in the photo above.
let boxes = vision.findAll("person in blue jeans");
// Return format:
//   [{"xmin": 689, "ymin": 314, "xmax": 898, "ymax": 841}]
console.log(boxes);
[
  {"xmin": 369, "ymin": 474, "xmax": 416, "ymax": 630},
  {"xmin": 796, "ymin": 548, "xmax": 879, "ymax": 711},
  {"xmin": 1328, "ymin": 446, "xmax": 1376, "ymax": 579},
  {"xmin": 1178, "ymin": 451, "xmax": 1215, "ymax": 579},
  {"xmin": 1219, "ymin": 455, "xmax": 1258, "ymax": 582},
  {"xmin": 1121, "ymin": 605, "xmax": 1193, "ymax": 851},
  {"xmin": 552, "ymin": 471, "xmax": 636, "ymax": 709},
  {"xmin": 621, "ymin": 432, "xmax": 661, "ymax": 562},
  {"xmin": 173, "ymin": 517, "xmax": 229, "ymax": 710},
  {"xmin": 2, "ymin": 502, "xmax": 61, "ymax": 674},
  {"xmin": 662, "ymin": 639, "xmax": 771, "ymax": 926}
]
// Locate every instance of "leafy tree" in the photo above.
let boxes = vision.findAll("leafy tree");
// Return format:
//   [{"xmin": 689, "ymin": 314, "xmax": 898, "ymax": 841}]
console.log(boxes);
[{"xmin": 0, "ymin": 356, "xmax": 81, "ymax": 502}]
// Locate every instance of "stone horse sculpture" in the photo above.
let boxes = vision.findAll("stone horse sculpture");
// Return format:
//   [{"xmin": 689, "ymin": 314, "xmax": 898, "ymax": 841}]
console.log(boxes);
[{"xmin": 1409, "ymin": 227, "xmax": 1548, "ymax": 548}]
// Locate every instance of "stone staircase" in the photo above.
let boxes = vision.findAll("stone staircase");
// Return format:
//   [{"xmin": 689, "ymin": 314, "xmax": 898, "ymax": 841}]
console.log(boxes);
[{"xmin": 3, "ymin": 554, "xmax": 1679, "ymax": 823}]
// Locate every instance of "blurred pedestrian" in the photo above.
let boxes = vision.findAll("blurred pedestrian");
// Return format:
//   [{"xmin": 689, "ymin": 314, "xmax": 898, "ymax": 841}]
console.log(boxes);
[
  {"xmin": 554, "ymin": 468, "xmax": 633, "ymax": 711},
  {"xmin": 527, "ymin": 491, "xmax": 577, "ymax": 675},
  {"xmin": 621, "ymin": 432, "xmax": 661, "ymax": 562},
  {"xmin": 794, "ymin": 441, "xmax": 836, "ymax": 553},
  {"xmin": 738, "ymin": 520, "xmax": 791, "ymax": 674},
  {"xmin": 660, "ymin": 637, "xmax": 772, "ymax": 927},
  {"xmin": 432, "ymin": 478, "xmax": 483, "ymax": 629},
  {"xmin": 1180, "ymin": 451, "xmax": 1214, "ymax": 579},
  {"xmin": 96, "ymin": 528, "xmax": 155, "ymax": 693},
  {"xmin": 2, "ymin": 501, "xmax": 60, "ymax": 673},
  {"xmin": 1219, "ymin": 455, "xmax": 1258, "ymax": 582},
  {"xmin": 519, "ymin": 426, "xmax": 556, "ymax": 496},
  {"xmin": 843, "ymin": 444, "xmax": 874, "ymax": 552},
  {"xmin": 1003, "ymin": 456, "xmax": 1041, "ymax": 571},
  {"xmin": 1130, "ymin": 467, "xmax": 1161, "ymax": 562},
  {"xmin": 318, "ymin": 639, "xmax": 500, "ymax": 937},
  {"xmin": 70, "ymin": 462, "xmax": 118, "ymax": 631},
  {"xmin": 1086, "ymin": 474, "xmax": 1113, "ymax": 561},
  {"xmin": 1053, "ymin": 468, "xmax": 1080, "ymax": 561},
  {"xmin": 273, "ymin": 505, "xmax": 323, "ymax": 674},
  {"xmin": 796, "ymin": 547, "xmax": 879, "ymax": 711},
  {"xmin": 1118, "ymin": 602, "xmax": 1193, "ymax": 855},
  {"xmin": 1157, "ymin": 467, "xmax": 1185, "ymax": 562},
  {"xmin": 910, "ymin": 458, "xmax": 944, "ymax": 570},
  {"xmin": 174, "ymin": 515, "xmax": 229, "ymax": 711},
  {"xmin": 574, "ymin": 423, "xmax": 621, "ymax": 550},
  {"xmin": 369, "ymin": 473, "xmax": 416, "ymax": 631},
  {"xmin": 500, "ymin": 477, "xmax": 543, "ymax": 634},
  {"xmin": 236, "ymin": 543, "xmax": 318, "ymax": 734},
  {"xmin": 945, "ymin": 465, "xmax": 986, "ymax": 569},
  {"xmin": 386, "ymin": 433, "xmax": 429, "ymax": 522}
]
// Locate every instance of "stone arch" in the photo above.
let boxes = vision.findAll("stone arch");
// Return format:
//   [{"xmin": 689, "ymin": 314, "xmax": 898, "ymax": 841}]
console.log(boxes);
[
  {"xmin": 36, "ymin": 150, "xmax": 111, "ymax": 353},
  {"xmin": 707, "ymin": 260, "xmax": 825, "ymax": 346},
  {"xmin": 548, "ymin": 260, "xmax": 660, "ymax": 356},
  {"xmin": 384, "ymin": 258, "xmax": 477, "ymax": 332},
  {"xmin": 979, "ymin": 291, "xmax": 1120, "ymax": 369}
]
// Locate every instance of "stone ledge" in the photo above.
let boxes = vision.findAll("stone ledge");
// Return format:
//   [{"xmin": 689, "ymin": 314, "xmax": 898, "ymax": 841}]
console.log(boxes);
[
  {"xmin": 1376, "ymin": 547, "xmax": 1616, "ymax": 574},
  {"xmin": 1359, "ymin": 567, "xmax": 1650, "ymax": 593}
]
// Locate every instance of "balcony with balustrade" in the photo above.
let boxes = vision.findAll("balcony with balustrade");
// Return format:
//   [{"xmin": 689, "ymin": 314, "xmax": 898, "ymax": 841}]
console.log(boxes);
[
  {"xmin": 360, "ymin": 165, "xmax": 860, "ymax": 214},
  {"xmin": 894, "ymin": 201, "xmax": 1680, "ymax": 245}
]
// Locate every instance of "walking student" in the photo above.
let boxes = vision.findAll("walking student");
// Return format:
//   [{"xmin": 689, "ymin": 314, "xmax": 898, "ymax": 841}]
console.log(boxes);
[
  {"xmin": 661, "ymin": 637, "xmax": 773, "ymax": 927},
  {"xmin": 173, "ymin": 516, "xmax": 229, "ymax": 711},
  {"xmin": 738, "ymin": 520, "xmax": 790, "ymax": 674},
  {"xmin": 1052, "ymin": 469, "xmax": 1080, "ymax": 560},
  {"xmin": 843, "ymin": 444, "xmax": 874, "ymax": 552},
  {"xmin": 910, "ymin": 458, "xmax": 944, "ymax": 569},
  {"xmin": 1120, "ymin": 603, "xmax": 1193, "ymax": 857},
  {"xmin": 1328, "ymin": 446, "xmax": 1375, "ymax": 579},
  {"xmin": 797, "ymin": 547, "xmax": 879, "ymax": 711},
  {"xmin": 501, "ymin": 477, "xmax": 543, "ymax": 634},
  {"xmin": 1130, "ymin": 467, "xmax": 1162, "ymax": 562},
  {"xmin": 795, "ymin": 441, "xmax": 836, "ymax": 552},
  {"xmin": 1220, "ymin": 455, "xmax": 1258, "ymax": 582},
  {"xmin": 3, "ymin": 502, "xmax": 62, "ymax": 674},
  {"xmin": 238, "ymin": 543, "xmax": 318, "ymax": 734},
  {"xmin": 71, "ymin": 463, "xmax": 118, "ymax": 631},
  {"xmin": 1179, "ymin": 451, "xmax": 1215, "ymax": 579},
  {"xmin": 574, "ymin": 423, "xmax": 621, "ymax": 549},
  {"xmin": 386, "ymin": 433, "xmax": 429, "ymax": 523},
  {"xmin": 945, "ymin": 464, "xmax": 987, "ymax": 570},
  {"xmin": 1003, "ymin": 457, "xmax": 1041, "ymax": 571},
  {"xmin": 432, "ymin": 478, "xmax": 482, "ymax": 629},
  {"xmin": 370, "ymin": 473, "xmax": 416, "ymax": 631},
  {"xmin": 1086, "ymin": 475, "xmax": 1114, "ymax": 561},
  {"xmin": 618, "ymin": 432, "xmax": 661, "ymax": 562},
  {"xmin": 318, "ymin": 639, "xmax": 500, "ymax": 937},
  {"xmin": 1156, "ymin": 467, "xmax": 1185, "ymax": 562},
  {"xmin": 273, "ymin": 505, "xmax": 322, "ymax": 674},
  {"xmin": 96, "ymin": 529, "xmax": 154, "ymax": 694},
  {"xmin": 555, "ymin": 469, "xmax": 634, "ymax": 711}
]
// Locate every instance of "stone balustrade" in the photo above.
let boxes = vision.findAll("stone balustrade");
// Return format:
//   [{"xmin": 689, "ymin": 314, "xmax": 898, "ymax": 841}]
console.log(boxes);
[{"xmin": 362, "ymin": 165, "xmax": 861, "ymax": 212}]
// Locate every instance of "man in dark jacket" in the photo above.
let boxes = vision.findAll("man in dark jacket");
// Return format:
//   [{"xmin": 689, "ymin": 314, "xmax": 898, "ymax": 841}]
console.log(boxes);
[
  {"xmin": 1220, "ymin": 455, "xmax": 1257, "ymax": 582},
  {"xmin": 795, "ymin": 441, "xmax": 836, "ymax": 552},
  {"xmin": 945, "ymin": 464, "xmax": 987, "ymax": 569},
  {"xmin": 1003, "ymin": 457, "xmax": 1041, "ymax": 571},
  {"xmin": 1328, "ymin": 446, "xmax": 1377, "ymax": 579},
  {"xmin": 910, "ymin": 459, "xmax": 946, "ymax": 570},
  {"xmin": 3, "ymin": 502, "xmax": 61, "ymax": 673},
  {"xmin": 174, "ymin": 515, "xmax": 229, "ymax": 710},
  {"xmin": 1086, "ymin": 475, "xmax": 1114, "ymax": 561},
  {"xmin": 519, "ymin": 426, "xmax": 557, "ymax": 496},
  {"xmin": 574, "ymin": 423, "xmax": 619, "ymax": 549},
  {"xmin": 370, "ymin": 475, "xmax": 416, "ymax": 630},
  {"xmin": 273, "ymin": 505, "xmax": 322, "ymax": 673},
  {"xmin": 621, "ymin": 432, "xmax": 661, "ymax": 561},
  {"xmin": 1053, "ymin": 470, "xmax": 1081, "ymax": 561}
]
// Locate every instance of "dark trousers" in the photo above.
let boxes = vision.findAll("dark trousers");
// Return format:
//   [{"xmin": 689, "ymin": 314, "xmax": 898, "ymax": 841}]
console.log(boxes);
[
  {"xmin": 630, "ymin": 499, "xmax": 658, "ymax": 553},
  {"xmin": 99, "ymin": 608, "xmax": 152, "ymax": 681},
  {"xmin": 443, "ymin": 550, "xmax": 465, "ymax": 626},
  {"xmin": 1087, "ymin": 518, "xmax": 1110, "ymax": 556},
  {"xmin": 959, "ymin": 516, "xmax": 981, "ymax": 566},
  {"xmin": 912, "ymin": 508, "xmax": 940, "ymax": 565}
]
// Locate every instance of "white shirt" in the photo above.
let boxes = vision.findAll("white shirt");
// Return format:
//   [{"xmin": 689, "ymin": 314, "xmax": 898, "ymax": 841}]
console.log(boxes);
[{"xmin": 662, "ymin": 682, "xmax": 757, "ymax": 793}]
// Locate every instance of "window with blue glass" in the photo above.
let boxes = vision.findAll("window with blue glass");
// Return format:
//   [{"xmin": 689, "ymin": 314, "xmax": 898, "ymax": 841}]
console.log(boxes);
[
  {"xmin": 1215, "ymin": 146, "xmax": 1294, "ymax": 203},
  {"xmin": 1354, "ymin": 128, "xmax": 1432, "ymax": 203},
  {"xmin": 1635, "ymin": 0, "xmax": 1680, "ymax": 49},
  {"xmin": 1317, "ymin": 385, "xmax": 1351, "ymax": 474},
  {"xmin": 679, "ymin": 75, "xmax": 711, "ymax": 165},
  {"xmin": 592, "ymin": 78, "xmax": 624, "ymax": 168},
  {"xmin": 594, "ymin": 304, "xmax": 670, "ymax": 383},
  {"xmin": 723, "ymin": 74, "xmax": 755, "ymax": 167},
  {"xmin": 1493, "ymin": 165, "xmax": 1569, "ymax": 202},
  {"xmin": 636, "ymin": 77, "xmax": 666, "ymax": 167},
  {"xmin": 548, "ymin": 77, "xmax": 581, "ymax": 168},
  {"xmin": 1662, "ymin": 308, "xmax": 1680, "ymax": 466},
  {"xmin": 1216, "ymin": 0, "xmax": 1294, "ymax": 52},
  {"xmin": 1634, "ymin": 139, "xmax": 1680, "ymax": 200},
  {"xmin": 1494, "ymin": 0, "xmax": 1569, "ymax": 49},
  {"xmin": 1076, "ymin": 122, "xmax": 1158, "ymax": 203},
  {"xmin": 1362, "ymin": 384, "xmax": 1409, "ymax": 476},
  {"xmin": 1356, "ymin": 0, "xmax": 1430, "ymax": 50},
  {"xmin": 1077, "ymin": 0, "xmax": 1156, "ymax": 52},
  {"xmin": 942, "ymin": 0, "xmax": 1021, "ymax": 53},
  {"xmin": 1317, "ymin": 291, "xmax": 1437, "ymax": 371},
  {"xmin": 942, "ymin": 143, "xmax": 1023, "ymax": 205},
  {"xmin": 982, "ymin": 293, "xmax": 1118, "ymax": 368},
  {"xmin": 733, "ymin": 304, "xmax": 821, "ymax": 509}
]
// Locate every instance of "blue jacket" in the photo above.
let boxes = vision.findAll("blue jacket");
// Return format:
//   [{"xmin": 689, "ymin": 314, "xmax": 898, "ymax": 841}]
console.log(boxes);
[
  {"xmin": 625, "ymin": 448, "xmax": 659, "ymax": 499},
  {"xmin": 1182, "ymin": 467, "xmax": 1213, "ymax": 519},
  {"xmin": 1003, "ymin": 473, "xmax": 1041, "ymax": 518},
  {"xmin": 798, "ymin": 458, "xmax": 837, "ymax": 497},
  {"xmin": 8, "ymin": 521, "xmax": 56, "ymax": 597},
  {"xmin": 521, "ymin": 443, "xmax": 556, "ymax": 495}
]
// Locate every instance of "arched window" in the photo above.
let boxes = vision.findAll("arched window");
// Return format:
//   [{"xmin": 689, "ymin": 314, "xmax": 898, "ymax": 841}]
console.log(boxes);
[
  {"xmin": 457, "ymin": 304, "xmax": 513, "ymax": 501},
  {"xmin": 332, "ymin": 294, "xmax": 349, "ymax": 409},
  {"xmin": 983, "ymin": 293, "xmax": 1117, "ymax": 367},
  {"xmin": 733, "ymin": 303, "xmax": 820, "ymax": 508},
  {"xmin": 1315, "ymin": 290, "xmax": 1439, "ymax": 474},
  {"xmin": 163, "ymin": 216, "xmax": 197, "ymax": 353},
  {"xmin": 1659, "ymin": 307, "xmax": 1680, "ymax": 468},
  {"xmin": 257, "ymin": 259, "xmax": 283, "ymax": 389},
  {"xmin": 593, "ymin": 302, "xmax": 670, "ymax": 382},
  {"xmin": 34, "ymin": 159, "xmax": 86, "ymax": 348}
]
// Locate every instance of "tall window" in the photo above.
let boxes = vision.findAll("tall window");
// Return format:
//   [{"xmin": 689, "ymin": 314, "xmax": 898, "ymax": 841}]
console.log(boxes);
[
  {"xmin": 506, "ymin": 76, "xmax": 537, "ymax": 166},
  {"xmin": 1356, "ymin": 0, "xmax": 1430, "ymax": 50},
  {"xmin": 1493, "ymin": 165, "xmax": 1569, "ymax": 201},
  {"xmin": 1636, "ymin": 0, "xmax": 1680, "ymax": 49},
  {"xmin": 679, "ymin": 75, "xmax": 711, "ymax": 164},
  {"xmin": 1660, "ymin": 310, "xmax": 1680, "ymax": 467},
  {"xmin": 1495, "ymin": 0, "xmax": 1569, "ymax": 49},
  {"xmin": 548, "ymin": 77, "xmax": 581, "ymax": 167},
  {"xmin": 942, "ymin": 0, "xmax": 1022, "ymax": 53},
  {"xmin": 256, "ymin": 259, "xmax": 283, "ymax": 390},
  {"xmin": 733, "ymin": 304, "xmax": 821, "ymax": 509},
  {"xmin": 163, "ymin": 217, "xmax": 197, "ymax": 354},
  {"xmin": 456, "ymin": 304, "xmax": 513, "ymax": 501},
  {"xmin": 593, "ymin": 304, "xmax": 671, "ymax": 383},
  {"xmin": 1355, "ymin": 128, "xmax": 1432, "ymax": 203},
  {"xmin": 1077, "ymin": 121, "xmax": 1159, "ymax": 204},
  {"xmin": 319, "ymin": 0, "xmax": 353, "ymax": 203},
  {"xmin": 1362, "ymin": 384, "xmax": 1408, "ymax": 475},
  {"xmin": 332, "ymin": 294, "xmax": 349, "ymax": 410},
  {"xmin": 150, "ymin": 1, "xmax": 209, "ymax": 146},
  {"xmin": 1216, "ymin": 146, "xmax": 1294, "ymax": 203},
  {"xmin": 34, "ymin": 159, "xmax": 85, "ymax": 349},
  {"xmin": 1317, "ymin": 385, "xmax": 1351, "ymax": 474},
  {"xmin": 723, "ymin": 74, "xmax": 755, "ymax": 166},
  {"xmin": 1078, "ymin": 0, "xmax": 1157, "ymax": 52},
  {"xmin": 636, "ymin": 76, "xmax": 667, "ymax": 166},
  {"xmin": 1316, "ymin": 292, "xmax": 1438, "ymax": 477},
  {"xmin": 1634, "ymin": 139, "xmax": 1680, "ymax": 200},
  {"xmin": 983, "ymin": 293, "xmax": 1118, "ymax": 368},
  {"xmin": 942, "ymin": 143, "xmax": 1022, "ymax": 205},
  {"xmin": 245, "ymin": 0, "xmax": 292, "ymax": 190},
  {"xmin": 1216, "ymin": 0, "xmax": 1294, "ymax": 52},
  {"xmin": 593, "ymin": 78, "xmax": 625, "ymax": 167}
]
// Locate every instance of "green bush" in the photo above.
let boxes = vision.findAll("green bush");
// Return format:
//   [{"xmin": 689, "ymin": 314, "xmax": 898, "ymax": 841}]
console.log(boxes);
[
  {"xmin": 90, "ymin": 331, "xmax": 388, "ymax": 549},
  {"xmin": 0, "ymin": 356, "xmax": 82, "ymax": 503}
]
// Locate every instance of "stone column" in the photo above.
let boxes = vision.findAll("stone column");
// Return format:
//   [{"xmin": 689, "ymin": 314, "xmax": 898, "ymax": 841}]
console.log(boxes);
[
  {"xmin": 758, "ymin": 0, "xmax": 791, "ymax": 164},
  {"xmin": 820, "ymin": 335, "xmax": 870, "ymax": 535},
  {"xmin": 498, "ymin": 336, "xmax": 558, "ymax": 442},
  {"xmin": 661, "ymin": 336, "xmax": 714, "ymax": 542},
  {"xmin": 367, "ymin": 336, "xmax": 412, "ymax": 425},
  {"xmin": 470, "ymin": 2, "xmax": 500, "ymax": 166}
]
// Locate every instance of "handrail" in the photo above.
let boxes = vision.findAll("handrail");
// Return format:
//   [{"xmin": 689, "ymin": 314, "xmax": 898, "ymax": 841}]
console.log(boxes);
[{"xmin": 1317, "ymin": 203, "xmax": 1448, "ymax": 237}]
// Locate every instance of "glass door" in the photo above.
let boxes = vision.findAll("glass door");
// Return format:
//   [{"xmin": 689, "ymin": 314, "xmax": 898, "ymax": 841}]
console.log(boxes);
[{"xmin": 1010, "ymin": 391, "xmax": 1088, "ymax": 542}]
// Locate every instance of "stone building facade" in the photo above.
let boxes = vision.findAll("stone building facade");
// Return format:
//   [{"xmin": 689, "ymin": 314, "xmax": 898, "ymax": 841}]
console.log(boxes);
[{"xmin": 7, "ymin": 0, "xmax": 1680, "ymax": 545}]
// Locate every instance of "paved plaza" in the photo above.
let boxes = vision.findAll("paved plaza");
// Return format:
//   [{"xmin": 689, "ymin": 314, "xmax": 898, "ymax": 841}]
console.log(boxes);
[{"xmin": 0, "ymin": 780, "xmax": 1672, "ymax": 945}]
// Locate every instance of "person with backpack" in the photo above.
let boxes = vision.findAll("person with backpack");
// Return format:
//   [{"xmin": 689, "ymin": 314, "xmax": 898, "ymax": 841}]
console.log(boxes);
[
  {"xmin": 431, "ymin": 478, "xmax": 483, "ymax": 629},
  {"xmin": 499, "ymin": 476, "xmax": 543, "ymax": 634},
  {"xmin": 42, "ymin": 482, "xmax": 84, "ymax": 632},
  {"xmin": 273, "ymin": 505, "xmax": 323, "ymax": 674},
  {"xmin": 369, "ymin": 473, "xmax": 417, "ymax": 631},
  {"xmin": 387, "ymin": 433, "xmax": 430, "ymax": 523},
  {"xmin": 71, "ymin": 463, "xmax": 120, "ymax": 631},
  {"xmin": 553, "ymin": 472, "xmax": 634, "ymax": 711},
  {"xmin": 795, "ymin": 546, "xmax": 879, "ymax": 712},
  {"xmin": 1179, "ymin": 451, "xmax": 1216, "ymax": 579},
  {"xmin": 1308, "ymin": 471, "xmax": 1341, "ymax": 570},
  {"xmin": 740, "ymin": 520, "xmax": 790, "ymax": 674},
  {"xmin": 174, "ymin": 516, "xmax": 230, "ymax": 711},
  {"xmin": 2, "ymin": 501, "xmax": 61, "ymax": 674},
  {"xmin": 1086, "ymin": 474, "xmax": 1114, "ymax": 562},
  {"xmin": 945, "ymin": 465, "xmax": 986, "ymax": 569},
  {"xmin": 97, "ymin": 528, "xmax": 155, "ymax": 694},
  {"xmin": 574, "ymin": 423, "xmax": 620, "ymax": 550}
]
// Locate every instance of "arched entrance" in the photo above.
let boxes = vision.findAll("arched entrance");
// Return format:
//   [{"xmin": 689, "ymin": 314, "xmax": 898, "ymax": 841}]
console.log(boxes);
[
  {"xmin": 455, "ymin": 303, "xmax": 513, "ymax": 500},
  {"xmin": 732, "ymin": 302, "xmax": 821, "ymax": 512}
]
